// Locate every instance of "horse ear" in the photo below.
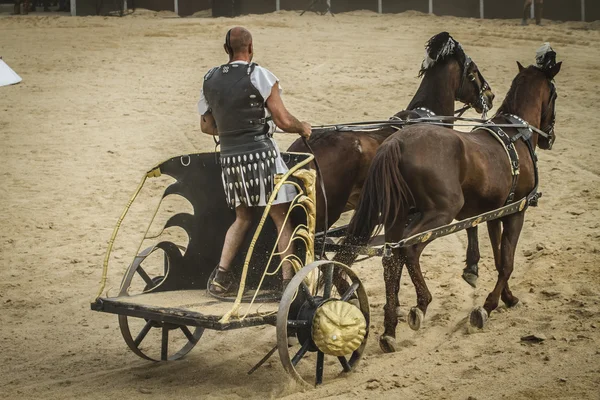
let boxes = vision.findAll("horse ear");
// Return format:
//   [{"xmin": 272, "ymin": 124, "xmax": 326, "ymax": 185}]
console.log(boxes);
[
  {"xmin": 516, "ymin": 61, "xmax": 525, "ymax": 72},
  {"xmin": 546, "ymin": 61, "xmax": 562, "ymax": 80}
]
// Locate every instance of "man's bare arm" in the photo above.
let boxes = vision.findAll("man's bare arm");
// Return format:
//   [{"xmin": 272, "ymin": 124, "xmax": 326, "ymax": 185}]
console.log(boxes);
[
  {"xmin": 200, "ymin": 112, "xmax": 218, "ymax": 135},
  {"xmin": 266, "ymin": 83, "xmax": 311, "ymax": 138}
]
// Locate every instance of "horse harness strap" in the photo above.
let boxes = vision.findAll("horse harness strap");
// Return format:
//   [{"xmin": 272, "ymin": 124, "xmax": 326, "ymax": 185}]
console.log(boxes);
[
  {"xmin": 503, "ymin": 113, "xmax": 542, "ymax": 207},
  {"xmin": 475, "ymin": 124, "xmax": 520, "ymax": 205},
  {"xmin": 389, "ymin": 107, "xmax": 436, "ymax": 130},
  {"xmin": 474, "ymin": 114, "xmax": 542, "ymax": 207}
]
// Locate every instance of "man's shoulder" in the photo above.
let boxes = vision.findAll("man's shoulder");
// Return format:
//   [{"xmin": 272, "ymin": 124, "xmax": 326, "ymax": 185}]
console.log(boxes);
[
  {"xmin": 203, "ymin": 66, "xmax": 220, "ymax": 81},
  {"xmin": 253, "ymin": 64, "xmax": 276, "ymax": 75},
  {"xmin": 252, "ymin": 64, "xmax": 279, "ymax": 83}
]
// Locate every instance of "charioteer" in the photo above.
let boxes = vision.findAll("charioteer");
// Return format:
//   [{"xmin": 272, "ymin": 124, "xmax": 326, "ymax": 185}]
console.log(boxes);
[{"xmin": 198, "ymin": 27, "xmax": 312, "ymax": 296}]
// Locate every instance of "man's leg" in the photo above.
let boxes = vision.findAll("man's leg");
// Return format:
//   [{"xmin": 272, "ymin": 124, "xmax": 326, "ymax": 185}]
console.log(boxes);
[
  {"xmin": 522, "ymin": 0, "xmax": 532, "ymax": 25},
  {"xmin": 209, "ymin": 204, "xmax": 253, "ymax": 294},
  {"xmin": 535, "ymin": 0, "xmax": 543, "ymax": 25},
  {"xmin": 269, "ymin": 203, "xmax": 295, "ymax": 282},
  {"xmin": 219, "ymin": 204, "xmax": 253, "ymax": 270}
]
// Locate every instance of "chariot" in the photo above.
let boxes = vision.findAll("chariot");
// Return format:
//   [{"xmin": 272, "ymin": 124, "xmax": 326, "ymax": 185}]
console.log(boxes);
[{"xmin": 90, "ymin": 151, "xmax": 370, "ymax": 386}]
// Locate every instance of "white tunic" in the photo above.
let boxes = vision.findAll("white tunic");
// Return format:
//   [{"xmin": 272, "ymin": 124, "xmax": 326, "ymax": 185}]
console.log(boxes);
[{"xmin": 198, "ymin": 61, "xmax": 296, "ymax": 208}]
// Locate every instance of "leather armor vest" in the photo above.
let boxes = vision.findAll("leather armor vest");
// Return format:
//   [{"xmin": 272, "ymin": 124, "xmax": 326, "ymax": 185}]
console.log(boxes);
[
  {"xmin": 203, "ymin": 62, "xmax": 270, "ymax": 141},
  {"xmin": 203, "ymin": 62, "xmax": 278, "ymax": 208}
]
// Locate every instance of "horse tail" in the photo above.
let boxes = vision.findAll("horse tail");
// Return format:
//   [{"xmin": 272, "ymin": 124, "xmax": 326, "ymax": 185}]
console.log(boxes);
[{"xmin": 335, "ymin": 137, "xmax": 413, "ymax": 265}]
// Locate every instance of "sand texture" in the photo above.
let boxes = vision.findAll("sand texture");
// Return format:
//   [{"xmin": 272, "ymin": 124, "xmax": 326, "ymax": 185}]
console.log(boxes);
[{"xmin": 1, "ymin": 9, "xmax": 599, "ymax": 399}]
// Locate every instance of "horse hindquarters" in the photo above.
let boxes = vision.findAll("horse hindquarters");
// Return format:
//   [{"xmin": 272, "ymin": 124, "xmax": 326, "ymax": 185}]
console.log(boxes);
[
  {"xmin": 287, "ymin": 136, "xmax": 363, "ymax": 232},
  {"xmin": 343, "ymin": 136, "xmax": 413, "ymax": 249},
  {"xmin": 337, "ymin": 137, "xmax": 414, "ymax": 350}
]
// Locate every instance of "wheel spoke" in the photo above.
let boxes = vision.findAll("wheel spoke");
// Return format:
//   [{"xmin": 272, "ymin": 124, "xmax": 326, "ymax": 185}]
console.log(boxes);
[
  {"xmin": 136, "ymin": 267, "xmax": 153, "ymax": 286},
  {"xmin": 300, "ymin": 281, "xmax": 317, "ymax": 308},
  {"xmin": 316, "ymin": 351, "xmax": 325, "ymax": 385},
  {"xmin": 133, "ymin": 320, "xmax": 153, "ymax": 347},
  {"xmin": 340, "ymin": 282, "xmax": 360, "ymax": 302},
  {"xmin": 161, "ymin": 327, "xmax": 169, "ymax": 361},
  {"xmin": 338, "ymin": 356, "xmax": 351, "ymax": 372},
  {"xmin": 291, "ymin": 340, "xmax": 310, "ymax": 367},
  {"xmin": 247, "ymin": 345, "xmax": 278, "ymax": 375},
  {"xmin": 323, "ymin": 265, "xmax": 334, "ymax": 299},
  {"xmin": 179, "ymin": 326, "xmax": 198, "ymax": 344}
]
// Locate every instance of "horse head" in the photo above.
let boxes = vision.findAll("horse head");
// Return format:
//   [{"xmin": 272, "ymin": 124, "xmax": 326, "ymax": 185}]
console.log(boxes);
[
  {"xmin": 419, "ymin": 32, "xmax": 495, "ymax": 115},
  {"xmin": 500, "ymin": 45, "xmax": 562, "ymax": 150}
]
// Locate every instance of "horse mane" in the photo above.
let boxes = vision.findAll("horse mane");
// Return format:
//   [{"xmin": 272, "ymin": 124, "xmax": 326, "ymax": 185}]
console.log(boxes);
[
  {"xmin": 418, "ymin": 32, "xmax": 466, "ymax": 77},
  {"xmin": 496, "ymin": 65, "xmax": 546, "ymax": 117}
]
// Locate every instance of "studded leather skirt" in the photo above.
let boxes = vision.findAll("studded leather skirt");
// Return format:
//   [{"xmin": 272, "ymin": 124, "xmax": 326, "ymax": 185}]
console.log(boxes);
[{"xmin": 219, "ymin": 135, "xmax": 295, "ymax": 209}]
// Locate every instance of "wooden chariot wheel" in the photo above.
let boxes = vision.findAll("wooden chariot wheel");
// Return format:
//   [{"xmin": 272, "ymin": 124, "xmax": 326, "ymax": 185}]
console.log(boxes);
[
  {"xmin": 117, "ymin": 243, "xmax": 204, "ymax": 361},
  {"xmin": 276, "ymin": 260, "xmax": 370, "ymax": 386}
]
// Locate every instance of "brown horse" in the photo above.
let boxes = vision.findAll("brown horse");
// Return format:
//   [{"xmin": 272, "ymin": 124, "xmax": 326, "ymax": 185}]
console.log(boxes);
[
  {"xmin": 288, "ymin": 32, "xmax": 493, "ymax": 230},
  {"xmin": 337, "ymin": 54, "xmax": 561, "ymax": 353},
  {"xmin": 288, "ymin": 32, "xmax": 494, "ymax": 285}
]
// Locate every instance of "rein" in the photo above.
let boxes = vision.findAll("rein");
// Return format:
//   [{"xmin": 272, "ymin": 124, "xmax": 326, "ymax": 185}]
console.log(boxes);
[{"xmin": 309, "ymin": 116, "xmax": 552, "ymax": 140}]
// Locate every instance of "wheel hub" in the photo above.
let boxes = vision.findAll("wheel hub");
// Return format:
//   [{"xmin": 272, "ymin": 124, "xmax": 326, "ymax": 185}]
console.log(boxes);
[
  {"xmin": 312, "ymin": 300, "xmax": 367, "ymax": 356},
  {"xmin": 294, "ymin": 296, "xmax": 323, "ymax": 352}
]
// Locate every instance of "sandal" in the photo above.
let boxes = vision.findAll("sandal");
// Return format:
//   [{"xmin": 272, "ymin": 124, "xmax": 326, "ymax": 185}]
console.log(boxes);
[{"xmin": 209, "ymin": 266, "xmax": 235, "ymax": 296}]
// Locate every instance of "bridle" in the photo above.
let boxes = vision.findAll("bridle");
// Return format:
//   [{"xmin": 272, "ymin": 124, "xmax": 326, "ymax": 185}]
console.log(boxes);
[
  {"xmin": 539, "ymin": 80, "xmax": 557, "ymax": 149},
  {"xmin": 455, "ymin": 54, "xmax": 491, "ymax": 118}
]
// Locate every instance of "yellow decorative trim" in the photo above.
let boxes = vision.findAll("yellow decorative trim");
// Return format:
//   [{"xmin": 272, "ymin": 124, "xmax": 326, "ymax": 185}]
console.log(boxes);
[
  {"xmin": 220, "ymin": 153, "xmax": 315, "ymax": 323},
  {"xmin": 146, "ymin": 167, "xmax": 161, "ymax": 178}
]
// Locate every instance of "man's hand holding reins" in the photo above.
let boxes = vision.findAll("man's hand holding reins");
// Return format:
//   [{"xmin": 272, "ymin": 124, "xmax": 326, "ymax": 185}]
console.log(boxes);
[{"xmin": 299, "ymin": 122, "xmax": 312, "ymax": 139}]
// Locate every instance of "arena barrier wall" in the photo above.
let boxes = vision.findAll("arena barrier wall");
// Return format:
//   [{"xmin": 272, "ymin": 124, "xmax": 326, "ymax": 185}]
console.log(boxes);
[{"xmin": 73, "ymin": 0, "xmax": 597, "ymax": 22}]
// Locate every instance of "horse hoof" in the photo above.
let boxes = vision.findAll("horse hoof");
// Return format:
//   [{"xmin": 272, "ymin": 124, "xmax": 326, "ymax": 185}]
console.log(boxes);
[
  {"xmin": 503, "ymin": 296, "xmax": 520, "ymax": 308},
  {"xmin": 469, "ymin": 306, "xmax": 488, "ymax": 329},
  {"xmin": 462, "ymin": 272, "xmax": 478, "ymax": 288},
  {"xmin": 379, "ymin": 335, "xmax": 397, "ymax": 353},
  {"xmin": 408, "ymin": 307, "xmax": 424, "ymax": 331}
]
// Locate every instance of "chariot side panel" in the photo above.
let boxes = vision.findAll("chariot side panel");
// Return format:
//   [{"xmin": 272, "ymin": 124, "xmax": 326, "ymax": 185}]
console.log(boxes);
[{"xmin": 142, "ymin": 152, "xmax": 310, "ymax": 293}]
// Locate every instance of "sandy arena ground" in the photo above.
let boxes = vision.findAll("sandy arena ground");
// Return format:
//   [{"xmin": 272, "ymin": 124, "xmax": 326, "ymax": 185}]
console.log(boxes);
[{"xmin": 1, "ymin": 9, "xmax": 600, "ymax": 400}]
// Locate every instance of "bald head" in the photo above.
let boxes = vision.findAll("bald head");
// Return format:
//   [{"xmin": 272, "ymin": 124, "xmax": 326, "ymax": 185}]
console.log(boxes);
[{"xmin": 225, "ymin": 27, "xmax": 253, "ymax": 60}]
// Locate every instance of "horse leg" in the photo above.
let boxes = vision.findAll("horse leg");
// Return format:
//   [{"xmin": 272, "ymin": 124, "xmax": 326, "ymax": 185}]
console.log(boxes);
[
  {"xmin": 401, "ymin": 211, "xmax": 457, "ymax": 331},
  {"xmin": 462, "ymin": 227, "xmax": 480, "ymax": 288},
  {"xmin": 470, "ymin": 213, "xmax": 524, "ymax": 328},
  {"xmin": 404, "ymin": 243, "xmax": 431, "ymax": 331},
  {"xmin": 486, "ymin": 219, "xmax": 520, "ymax": 308},
  {"xmin": 379, "ymin": 248, "xmax": 404, "ymax": 353}
]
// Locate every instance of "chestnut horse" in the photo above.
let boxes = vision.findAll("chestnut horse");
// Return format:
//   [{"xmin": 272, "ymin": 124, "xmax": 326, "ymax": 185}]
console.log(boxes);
[
  {"xmin": 337, "ymin": 56, "xmax": 561, "ymax": 353},
  {"xmin": 289, "ymin": 32, "xmax": 494, "ymax": 286}
]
